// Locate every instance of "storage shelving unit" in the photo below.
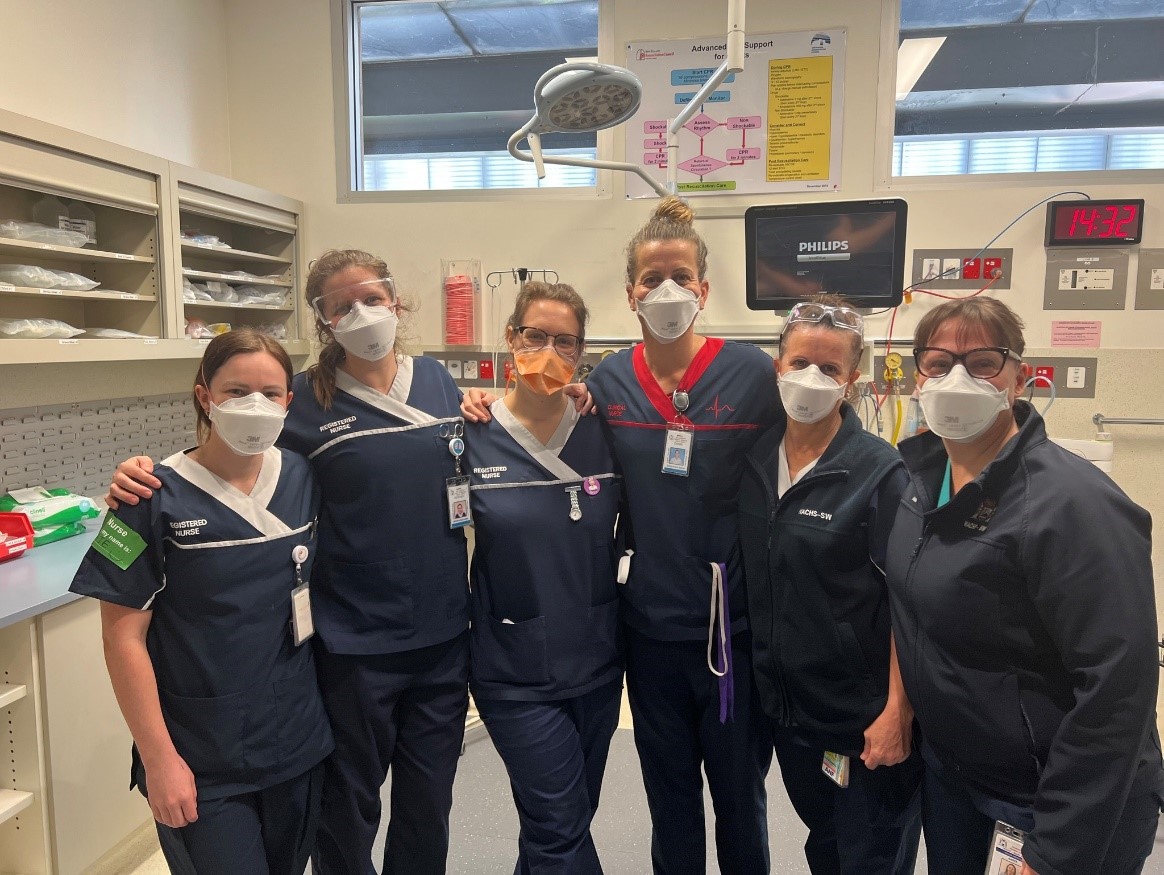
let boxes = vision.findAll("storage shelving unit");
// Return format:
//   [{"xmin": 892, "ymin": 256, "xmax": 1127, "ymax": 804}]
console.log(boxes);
[
  {"xmin": 171, "ymin": 166, "xmax": 304, "ymax": 346},
  {"xmin": 0, "ymin": 109, "xmax": 309, "ymax": 365}
]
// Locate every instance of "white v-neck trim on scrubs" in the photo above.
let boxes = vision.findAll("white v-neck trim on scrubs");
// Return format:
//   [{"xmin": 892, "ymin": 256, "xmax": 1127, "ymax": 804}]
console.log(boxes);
[
  {"xmin": 492, "ymin": 400, "xmax": 582, "ymax": 481},
  {"xmin": 163, "ymin": 446, "xmax": 293, "ymax": 538}
]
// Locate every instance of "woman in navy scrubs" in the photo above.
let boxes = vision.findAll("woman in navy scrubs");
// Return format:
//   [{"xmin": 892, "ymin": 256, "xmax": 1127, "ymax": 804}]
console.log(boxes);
[
  {"xmin": 108, "ymin": 250, "xmax": 470, "ymax": 875},
  {"xmin": 466, "ymin": 197, "xmax": 782, "ymax": 873},
  {"xmin": 466, "ymin": 281, "xmax": 623, "ymax": 873},
  {"xmin": 73, "ymin": 329, "xmax": 333, "ymax": 874},
  {"xmin": 737, "ymin": 297, "xmax": 921, "ymax": 874}
]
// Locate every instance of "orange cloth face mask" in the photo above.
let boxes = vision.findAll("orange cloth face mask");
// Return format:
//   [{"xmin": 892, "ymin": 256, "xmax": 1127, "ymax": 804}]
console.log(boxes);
[{"xmin": 513, "ymin": 347, "xmax": 575, "ymax": 395}]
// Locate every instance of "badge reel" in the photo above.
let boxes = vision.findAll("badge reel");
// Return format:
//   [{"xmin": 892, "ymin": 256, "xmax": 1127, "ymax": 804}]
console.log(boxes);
[
  {"xmin": 290, "ymin": 543, "xmax": 314, "ymax": 646},
  {"xmin": 443, "ymin": 421, "xmax": 472, "ymax": 529},
  {"xmin": 661, "ymin": 388, "xmax": 693, "ymax": 477}
]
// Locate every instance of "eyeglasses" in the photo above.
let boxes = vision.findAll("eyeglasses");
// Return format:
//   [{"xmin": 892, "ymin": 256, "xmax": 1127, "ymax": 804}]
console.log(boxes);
[
  {"xmin": 785, "ymin": 302, "xmax": 864, "ymax": 334},
  {"xmin": 311, "ymin": 278, "xmax": 396, "ymax": 324},
  {"xmin": 913, "ymin": 347, "xmax": 1022, "ymax": 380},
  {"xmin": 514, "ymin": 326, "xmax": 583, "ymax": 357}
]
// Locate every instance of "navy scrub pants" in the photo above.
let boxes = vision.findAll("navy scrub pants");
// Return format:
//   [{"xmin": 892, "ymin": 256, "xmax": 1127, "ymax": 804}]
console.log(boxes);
[
  {"xmin": 476, "ymin": 679, "xmax": 623, "ymax": 875},
  {"xmin": 920, "ymin": 742, "xmax": 1160, "ymax": 875},
  {"xmin": 770, "ymin": 726, "xmax": 922, "ymax": 875},
  {"xmin": 311, "ymin": 632, "xmax": 470, "ymax": 875},
  {"xmin": 152, "ymin": 761, "xmax": 324, "ymax": 875},
  {"xmin": 625, "ymin": 629, "xmax": 772, "ymax": 875}
]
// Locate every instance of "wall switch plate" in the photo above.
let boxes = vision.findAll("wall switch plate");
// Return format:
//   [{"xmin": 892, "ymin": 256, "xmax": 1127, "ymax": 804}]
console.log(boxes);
[{"xmin": 1066, "ymin": 366, "xmax": 1086, "ymax": 389}]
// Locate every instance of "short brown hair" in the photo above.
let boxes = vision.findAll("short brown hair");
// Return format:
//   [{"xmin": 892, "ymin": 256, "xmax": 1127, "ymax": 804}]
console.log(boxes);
[
  {"xmin": 778, "ymin": 293, "xmax": 864, "ymax": 371},
  {"xmin": 913, "ymin": 297, "xmax": 1026, "ymax": 356},
  {"xmin": 194, "ymin": 329, "xmax": 294, "ymax": 443},
  {"xmin": 505, "ymin": 281, "xmax": 589, "ymax": 342},
  {"xmin": 625, "ymin": 195, "xmax": 708, "ymax": 284}
]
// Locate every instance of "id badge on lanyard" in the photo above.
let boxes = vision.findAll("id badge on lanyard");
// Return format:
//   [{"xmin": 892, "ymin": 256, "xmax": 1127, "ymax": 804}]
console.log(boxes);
[
  {"xmin": 290, "ymin": 544, "xmax": 314, "ymax": 645},
  {"xmin": 985, "ymin": 821, "xmax": 1025, "ymax": 875},
  {"xmin": 443, "ymin": 421, "xmax": 472, "ymax": 529},
  {"xmin": 661, "ymin": 387, "xmax": 693, "ymax": 477}
]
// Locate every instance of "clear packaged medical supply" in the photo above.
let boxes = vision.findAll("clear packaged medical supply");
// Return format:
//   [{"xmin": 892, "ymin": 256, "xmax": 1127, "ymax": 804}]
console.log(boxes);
[
  {"xmin": 0, "ymin": 318, "xmax": 84, "ymax": 339},
  {"xmin": 207, "ymin": 322, "xmax": 232, "ymax": 335},
  {"xmin": 0, "ymin": 220, "xmax": 89, "ymax": 248},
  {"xmin": 0, "ymin": 263, "xmax": 99, "ymax": 290},
  {"xmin": 235, "ymin": 285, "xmax": 289, "ymax": 306},
  {"xmin": 180, "ymin": 230, "xmax": 231, "ymax": 249},
  {"xmin": 0, "ymin": 487, "xmax": 101, "ymax": 529},
  {"xmin": 185, "ymin": 317, "xmax": 213, "ymax": 338},
  {"xmin": 256, "ymin": 322, "xmax": 288, "ymax": 339},
  {"xmin": 205, "ymin": 281, "xmax": 237, "ymax": 303},
  {"xmin": 85, "ymin": 328, "xmax": 158, "ymax": 339}
]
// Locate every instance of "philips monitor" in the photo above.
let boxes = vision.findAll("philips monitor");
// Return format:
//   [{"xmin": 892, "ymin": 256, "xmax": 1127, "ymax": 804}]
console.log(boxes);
[{"xmin": 745, "ymin": 198, "xmax": 908, "ymax": 311}]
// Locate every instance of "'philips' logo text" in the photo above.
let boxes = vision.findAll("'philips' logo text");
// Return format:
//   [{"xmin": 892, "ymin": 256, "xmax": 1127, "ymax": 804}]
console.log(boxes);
[{"xmin": 798, "ymin": 241, "xmax": 849, "ymax": 253}]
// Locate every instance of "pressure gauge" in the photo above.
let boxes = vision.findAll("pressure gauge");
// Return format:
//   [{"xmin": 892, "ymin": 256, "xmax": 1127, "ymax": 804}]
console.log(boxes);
[{"xmin": 885, "ymin": 352, "xmax": 903, "ymax": 370}]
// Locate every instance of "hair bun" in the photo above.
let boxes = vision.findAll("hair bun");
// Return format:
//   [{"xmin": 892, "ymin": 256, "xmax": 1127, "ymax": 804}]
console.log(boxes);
[{"xmin": 653, "ymin": 195, "xmax": 695, "ymax": 226}]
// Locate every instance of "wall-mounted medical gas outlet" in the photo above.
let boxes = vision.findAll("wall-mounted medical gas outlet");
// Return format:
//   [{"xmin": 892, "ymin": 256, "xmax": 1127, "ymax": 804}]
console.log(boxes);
[
  {"xmin": 911, "ymin": 248, "xmax": 1013, "ymax": 290},
  {"xmin": 1134, "ymin": 248, "xmax": 1164, "ymax": 310},
  {"xmin": 1043, "ymin": 249, "xmax": 1129, "ymax": 310}
]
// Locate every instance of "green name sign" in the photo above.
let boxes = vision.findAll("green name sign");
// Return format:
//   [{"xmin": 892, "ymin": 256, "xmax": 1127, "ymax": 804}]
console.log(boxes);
[{"xmin": 92, "ymin": 513, "xmax": 147, "ymax": 571}]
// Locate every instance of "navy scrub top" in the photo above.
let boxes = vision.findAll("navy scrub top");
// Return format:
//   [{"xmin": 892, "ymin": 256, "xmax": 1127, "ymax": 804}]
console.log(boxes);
[
  {"xmin": 279, "ymin": 356, "xmax": 470, "ymax": 656},
  {"xmin": 586, "ymin": 339, "xmax": 781, "ymax": 642},
  {"xmin": 70, "ymin": 446, "xmax": 333, "ymax": 800},
  {"xmin": 466, "ymin": 403, "xmax": 622, "ymax": 701}
]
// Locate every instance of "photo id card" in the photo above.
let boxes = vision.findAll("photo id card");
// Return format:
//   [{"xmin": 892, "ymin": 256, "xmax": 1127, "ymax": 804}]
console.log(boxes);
[
  {"xmin": 661, "ymin": 424, "xmax": 693, "ymax": 476},
  {"xmin": 821, "ymin": 751, "xmax": 850, "ymax": 788},
  {"xmin": 446, "ymin": 476, "xmax": 473, "ymax": 529},
  {"xmin": 984, "ymin": 821, "xmax": 1025, "ymax": 875},
  {"xmin": 290, "ymin": 583, "xmax": 314, "ymax": 645}
]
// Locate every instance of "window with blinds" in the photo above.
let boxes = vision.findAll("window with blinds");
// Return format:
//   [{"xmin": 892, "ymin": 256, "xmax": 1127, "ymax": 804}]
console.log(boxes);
[
  {"xmin": 892, "ymin": 130, "xmax": 1164, "ymax": 177},
  {"xmin": 346, "ymin": 0, "xmax": 599, "ymax": 193},
  {"xmin": 894, "ymin": 3, "xmax": 1164, "ymax": 178}
]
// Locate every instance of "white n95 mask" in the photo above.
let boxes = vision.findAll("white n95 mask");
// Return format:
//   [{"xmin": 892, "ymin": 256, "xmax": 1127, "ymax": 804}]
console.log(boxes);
[
  {"xmin": 778, "ymin": 365, "xmax": 846, "ymax": 424},
  {"xmin": 330, "ymin": 301, "xmax": 398, "ymax": 361},
  {"xmin": 635, "ymin": 279, "xmax": 700, "ymax": 343},
  {"xmin": 209, "ymin": 393, "xmax": 287, "ymax": 456},
  {"xmin": 917, "ymin": 364, "xmax": 1009, "ymax": 443}
]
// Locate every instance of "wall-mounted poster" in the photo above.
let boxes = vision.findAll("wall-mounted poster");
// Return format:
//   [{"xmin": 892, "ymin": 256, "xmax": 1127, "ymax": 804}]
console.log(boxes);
[{"xmin": 624, "ymin": 29, "xmax": 846, "ymax": 198}]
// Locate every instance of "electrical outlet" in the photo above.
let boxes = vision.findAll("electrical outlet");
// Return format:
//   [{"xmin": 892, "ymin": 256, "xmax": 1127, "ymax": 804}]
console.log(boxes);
[
  {"xmin": 942, "ymin": 258, "xmax": 962, "ymax": 281},
  {"xmin": 1067, "ymin": 366, "xmax": 1086, "ymax": 389},
  {"xmin": 922, "ymin": 258, "xmax": 941, "ymax": 281},
  {"xmin": 463, "ymin": 360, "xmax": 479, "ymax": 379}
]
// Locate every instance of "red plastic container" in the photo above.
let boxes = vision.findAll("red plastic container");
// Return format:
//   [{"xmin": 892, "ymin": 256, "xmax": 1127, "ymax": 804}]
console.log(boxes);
[{"xmin": 0, "ymin": 512, "xmax": 35, "ymax": 562}]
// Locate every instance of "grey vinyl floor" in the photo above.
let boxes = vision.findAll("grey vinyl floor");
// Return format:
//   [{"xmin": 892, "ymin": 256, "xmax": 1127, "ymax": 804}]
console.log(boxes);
[{"xmin": 104, "ymin": 725, "xmax": 1164, "ymax": 874}]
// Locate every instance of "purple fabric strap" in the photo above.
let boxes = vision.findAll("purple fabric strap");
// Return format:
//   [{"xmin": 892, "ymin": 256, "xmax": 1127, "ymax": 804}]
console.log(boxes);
[{"xmin": 714, "ymin": 562, "xmax": 734, "ymax": 723}]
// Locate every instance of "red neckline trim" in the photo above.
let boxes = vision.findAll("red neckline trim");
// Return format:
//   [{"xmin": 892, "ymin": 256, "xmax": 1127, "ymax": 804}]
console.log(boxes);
[{"xmin": 632, "ymin": 337, "xmax": 725, "ymax": 422}]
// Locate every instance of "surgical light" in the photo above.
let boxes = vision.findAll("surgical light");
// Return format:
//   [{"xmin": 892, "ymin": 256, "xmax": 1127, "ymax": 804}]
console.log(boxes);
[{"xmin": 508, "ymin": 0, "xmax": 747, "ymax": 197}]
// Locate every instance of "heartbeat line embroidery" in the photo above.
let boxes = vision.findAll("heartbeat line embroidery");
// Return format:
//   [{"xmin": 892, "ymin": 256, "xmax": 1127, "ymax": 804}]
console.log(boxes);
[{"xmin": 706, "ymin": 395, "xmax": 735, "ymax": 420}]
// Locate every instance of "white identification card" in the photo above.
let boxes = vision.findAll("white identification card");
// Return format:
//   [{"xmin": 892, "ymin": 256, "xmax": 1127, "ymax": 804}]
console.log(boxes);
[
  {"xmin": 290, "ymin": 584, "xmax": 314, "ymax": 645},
  {"xmin": 446, "ymin": 475, "xmax": 472, "ymax": 529},
  {"xmin": 985, "ymin": 821, "xmax": 1025, "ymax": 875},
  {"xmin": 661, "ymin": 425, "xmax": 694, "ymax": 476},
  {"xmin": 821, "ymin": 751, "xmax": 850, "ymax": 788}
]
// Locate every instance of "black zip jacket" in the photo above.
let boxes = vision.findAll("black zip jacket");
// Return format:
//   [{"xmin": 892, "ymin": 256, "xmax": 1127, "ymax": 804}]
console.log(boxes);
[
  {"xmin": 739, "ymin": 404, "xmax": 906, "ymax": 755},
  {"xmin": 886, "ymin": 401, "xmax": 1163, "ymax": 875}
]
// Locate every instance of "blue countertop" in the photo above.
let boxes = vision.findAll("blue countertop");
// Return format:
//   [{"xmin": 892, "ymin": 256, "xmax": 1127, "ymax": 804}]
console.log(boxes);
[{"xmin": 0, "ymin": 518, "xmax": 98, "ymax": 629}]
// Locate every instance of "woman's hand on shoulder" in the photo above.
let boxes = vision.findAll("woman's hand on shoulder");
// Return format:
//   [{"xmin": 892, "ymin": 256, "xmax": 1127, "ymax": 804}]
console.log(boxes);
[
  {"xmin": 564, "ymin": 382, "xmax": 595, "ymax": 416},
  {"xmin": 461, "ymin": 389, "xmax": 497, "ymax": 423},
  {"xmin": 106, "ymin": 456, "xmax": 160, "ymax": 510}
]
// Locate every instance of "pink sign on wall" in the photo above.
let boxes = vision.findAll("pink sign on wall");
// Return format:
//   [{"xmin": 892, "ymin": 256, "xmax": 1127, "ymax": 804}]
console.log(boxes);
[{"xmin": 1051, "ymin": 321, "xmax": 1102, "ymax": 348}]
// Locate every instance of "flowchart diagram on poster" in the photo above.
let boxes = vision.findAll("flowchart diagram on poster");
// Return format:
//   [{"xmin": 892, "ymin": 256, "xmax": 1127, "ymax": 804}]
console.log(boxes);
[{"xmin": 624, "ymin": 29, "xmax": 845, "ymax": 198}]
